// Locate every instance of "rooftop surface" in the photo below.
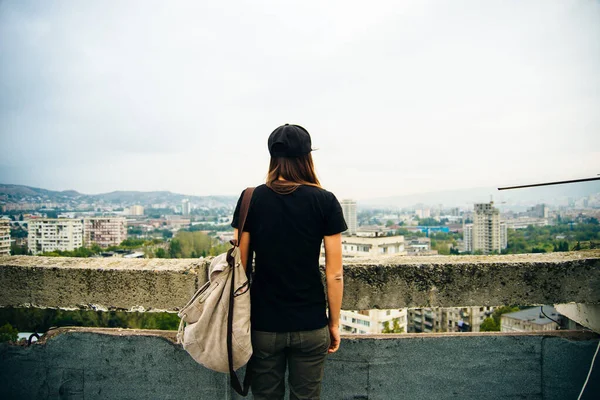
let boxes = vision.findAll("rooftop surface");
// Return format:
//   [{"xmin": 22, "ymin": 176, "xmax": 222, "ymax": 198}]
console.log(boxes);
[{"xmin": 504, "ymin": 305, "xmax": 561, "ymax": 325}]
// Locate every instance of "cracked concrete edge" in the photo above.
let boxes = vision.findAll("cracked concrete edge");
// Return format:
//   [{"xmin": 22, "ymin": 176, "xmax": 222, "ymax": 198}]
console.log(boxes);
[
  {"xmin": 1, "ymin": 250, "xmax": 598, "ymax": 269},
  {"xmin": 14, "ymin": 326, "xmax": 596, "ymax": 347},
  {"xmin": 1, "ymin": 250, "xmax": 599, "ymax": 310}
]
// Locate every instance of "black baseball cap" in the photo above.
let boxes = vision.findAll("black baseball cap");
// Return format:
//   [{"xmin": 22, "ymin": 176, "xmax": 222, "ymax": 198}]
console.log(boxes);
[{"xmin": 268, "ymin": 124, "xmax": 313, "ymax": 158}]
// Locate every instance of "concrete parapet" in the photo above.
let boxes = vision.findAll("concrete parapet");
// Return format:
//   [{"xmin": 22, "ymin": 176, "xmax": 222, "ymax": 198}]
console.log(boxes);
[
  {"xmin": 0, "ymin": 327, "xmax": 598, "ymax": 399},
  {"xmin": 0, "ymin": 250, "xmax": 599, "ymax": 311},
  {"xmin": 0, "ymin": 256, "xmax": 209, "ymax": 312},
  {"xmin": 342, "ymin": 250, "xmax": 600, "ymax": 309}
]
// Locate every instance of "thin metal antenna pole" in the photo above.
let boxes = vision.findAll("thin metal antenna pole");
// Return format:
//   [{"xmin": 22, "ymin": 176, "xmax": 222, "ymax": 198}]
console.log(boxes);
[{"xmin": 498, "ymin": 176, "xmax": 600, "ymax": 191}]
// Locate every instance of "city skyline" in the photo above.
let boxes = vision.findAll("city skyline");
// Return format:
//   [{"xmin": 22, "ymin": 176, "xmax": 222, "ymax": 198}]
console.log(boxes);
[
  {"xmin": 1, "ymin": 1, "xmax": 599, "ymax": 199},
  {"xmin": 1, "ymin": 180, "xmax": 599, "ymax": 209}
]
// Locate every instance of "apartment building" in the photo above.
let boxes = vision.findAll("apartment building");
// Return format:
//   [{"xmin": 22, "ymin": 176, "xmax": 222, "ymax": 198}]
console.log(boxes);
[
  {"xmin": 0, "ymin": 219, "xmax": 10, "ymax": 256},
  {"xmin": 28, "ymin": 219, "xmax": 84, "ymax": 255},
  {"xmin": 340, "ymin": 236, "xmax": 406, "ymax": 257},
  {"xmin": 462, "ymin": 202, "xmax": 507, "ymax": 254},
  {"xmin": 340, "ymin": 199, "xmax": 357, "ymax": 235},
  {"xmin": 463, "ymin": 224, "xmax": 473, "ymax": 252},
  {"xmin": 501, "ymin": 306, "xmax": 561, "ymax": 332},
  {"xmin": 341, "ymin": 309, "xmax": 408, "ymax": 334},
  {"xmin": 525, "ymin": 204, "xmax": 548, "ymax": 219},
  {"xmin": 182, "ymin": 199, "xmax": 191, "ymax": 216},
  {"xmin": 127, "ymin": 205, "xmax": 145, "ymax": 216},
  {"xmin": 83, "ymin": 217, "xmax": 127, "ymax": 248},
  {"xmin": 408, "ymin": 306, "xmax": 495, "ymax": 333}
]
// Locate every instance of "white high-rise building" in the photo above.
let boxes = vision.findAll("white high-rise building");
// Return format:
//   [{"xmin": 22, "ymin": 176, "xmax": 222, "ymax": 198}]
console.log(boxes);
[
  {"xmin": 500, "ymin": 222, "xmax": 507, "ymax": 250},
  {"xmin": 340, "ymin": 199, "xmax": 357, "ymax": 235},
  {"xmin": 83, "ymin": 217, "xmax": 127, "ymax": 248},
  {"xmin": 182, "ymin": 199, "xmax": 191, "ymax": 216},
  {"xmin": 28, "ymin": 219, "xmax": 84, "ymax": 255},
  {"xmin": 472, "ymin": 202, "xmax": 505, "ymax": 254},
  {"xmin": 0, "ymin": 219, "xmax": 10, "ymax": 256},
  {"xmin": 128, "ymin": 205, "xmax": 144, "ymax": 216},
  {"xmin": 463, "ymin": 224, "xmax": 473, "ymax": 253}
]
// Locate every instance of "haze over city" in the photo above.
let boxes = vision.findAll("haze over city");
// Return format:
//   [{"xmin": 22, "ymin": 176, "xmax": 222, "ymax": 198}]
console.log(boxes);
[{"xmin": 1, "ymin": 0, "xmax": 599, "ymax": 200}]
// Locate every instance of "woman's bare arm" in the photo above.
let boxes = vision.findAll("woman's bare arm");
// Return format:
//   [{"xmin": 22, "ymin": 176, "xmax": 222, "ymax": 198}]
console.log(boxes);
[{"xmin": 324, "ymin": 233, "xmax": 343, "ymax": 353}]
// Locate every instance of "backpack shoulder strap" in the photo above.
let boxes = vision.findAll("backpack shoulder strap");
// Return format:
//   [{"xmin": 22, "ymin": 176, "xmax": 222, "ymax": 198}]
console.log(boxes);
[
  {"xmin": 228, "ymin": 187, "xmax": 254, "ymax": 396},
  {"xmin": 236, "ymin": 187, "xmax": 255, "ymax": 244}
]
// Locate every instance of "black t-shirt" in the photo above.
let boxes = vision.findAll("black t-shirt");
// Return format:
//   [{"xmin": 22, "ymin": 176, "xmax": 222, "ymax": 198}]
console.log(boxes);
[{"xmin": 231, "ymin": 184, "xmax": 347, "ymax": 332}]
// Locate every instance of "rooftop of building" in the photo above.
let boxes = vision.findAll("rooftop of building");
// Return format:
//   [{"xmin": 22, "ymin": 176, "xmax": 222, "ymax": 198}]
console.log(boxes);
[
  {"xmin": 1, "ymin": 251, "xmax": 599, "ymax": 399},
  {"xmin": 503, "ymin": 305, "xmax": 561, "ymax": 325}
]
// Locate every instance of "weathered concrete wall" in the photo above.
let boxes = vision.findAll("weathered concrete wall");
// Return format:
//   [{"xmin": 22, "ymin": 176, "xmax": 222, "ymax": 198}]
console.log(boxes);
[
  {"xmin": 0, "ymin": 256, "xmax": 208, "ymax": 312},
  {"xmin": 342, "ymin": 250, "xmax": 600, "ymax": 309},
  {"xmin": 2, "ymin": 251, "xmax": 600, "ymax": 311},
  {"xmin": 1, "ymin": 251, "xmax": 599, "ymax": 311},
  {"xmin": 1, "ymin": 328, "xmax": 598, "ymax": 400}
]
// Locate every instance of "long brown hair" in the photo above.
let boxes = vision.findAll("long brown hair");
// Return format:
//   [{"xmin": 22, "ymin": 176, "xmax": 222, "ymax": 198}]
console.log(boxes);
[{"xmin": 266, "ymin": 153, "xmax": 322, "ymax": 194}]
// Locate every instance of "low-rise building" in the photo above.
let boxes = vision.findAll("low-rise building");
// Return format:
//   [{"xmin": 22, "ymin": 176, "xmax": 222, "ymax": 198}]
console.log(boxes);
[
  {"xmin": 405, "ymin": 237, "xmax": 431, "ymax": 255},
  {"xmin": 83, "ymin": 217, "xmax": 127, "ymax": 248},
  {"xmin": 165, "ymin": 216, "xmax": 191, "ymax": 230},
  {"xmin": 340, "ymin": 235, "xmax": 406, "ymax": 258},
  {"xmin": 341, "ymin": 309, "xmax": 408, "ymax": 334},
  {"xmin": 501, "ymin": 306, "xmax": 561, "ymax": 332},
  {"xmin": 27, "ymin": 218, "xmax": 84, "ymax": 255},
  {"xmin": 504, "ymin": 217, "xmax": 548, "ymax": 230},
  {"xmin": 355, "ymin": 226, "xmax": 395, "ymax": 237},
  {"xmin": 0, "ymin": 219, "xmax": 11, "ymax": 255}
]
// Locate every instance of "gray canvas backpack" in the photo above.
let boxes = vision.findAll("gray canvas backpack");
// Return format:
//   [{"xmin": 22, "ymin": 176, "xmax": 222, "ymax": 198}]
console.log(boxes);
[{"xmin": 177, "ymin": 187, "xmax": 254, "ymax": 396}]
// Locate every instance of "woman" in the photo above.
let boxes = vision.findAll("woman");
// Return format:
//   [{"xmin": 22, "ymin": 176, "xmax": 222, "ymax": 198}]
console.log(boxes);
[{"xmin": 232, "ymin": 123, "xmax": 347, "ymax": 400}]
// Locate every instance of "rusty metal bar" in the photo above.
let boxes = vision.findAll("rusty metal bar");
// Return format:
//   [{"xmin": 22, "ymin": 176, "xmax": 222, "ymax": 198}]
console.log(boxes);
[{"xmin": 498, "ymin": 176, "xmax": 600, "ymax": 191}]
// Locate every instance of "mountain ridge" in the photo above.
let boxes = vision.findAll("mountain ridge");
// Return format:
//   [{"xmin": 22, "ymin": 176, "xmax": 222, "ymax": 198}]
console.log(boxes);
[{"xmin": 0, "ymin": 184, "xmax": 237, "ymax": 208}]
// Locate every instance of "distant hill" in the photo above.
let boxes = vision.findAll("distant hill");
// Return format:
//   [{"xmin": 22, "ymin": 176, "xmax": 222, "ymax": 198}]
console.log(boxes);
[
  {"xmin": 0, "ymin": 184, "xmax": 237, "ymax": 208},
  {"xmin": 0, "ymin": 184, "xmax": 84, "ymax": 200}
]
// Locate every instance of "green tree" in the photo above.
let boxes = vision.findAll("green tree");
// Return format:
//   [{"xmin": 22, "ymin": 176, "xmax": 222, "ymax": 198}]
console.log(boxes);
[
  {"xmin": 10, "ymin": 243, "xmax": 28, "ymax": 255},
  {"xmin": 120, "ymin": 238, "xmax": 146, "ymax": 248},
  {"xmin": 382, "ymin": 318, "xmax": 404, "ymax": 333},
  {"xmin": 169, "ymin": 239, "xmax": 182, "ymax": 258},
  {"xmin": 417, "ymin": 218, "xmax": 439, "ymax": 226},
  {"xmin": 480, "ymin": 317, "xmax": 499, "ymax": 332},
  {"xmin": 128, "ymin": 226, "xmax": 144, "ymax": 235},
  {"xmin": 155, "ymin": 248, "xmax": 167, "ymax": 258},
  {"xmin": 0, "ymin": 323, "xmax": 18, "ymax": 342},
  {"xmin": 481, "ymin": 305, "xmax": 521, "ymax": 331}
]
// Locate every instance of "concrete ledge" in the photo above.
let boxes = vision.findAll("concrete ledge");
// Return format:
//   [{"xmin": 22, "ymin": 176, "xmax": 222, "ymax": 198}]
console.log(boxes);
[
  {"xmin": 342, "ymin": 250, "xmax": 600, "ymax": 308},
  {"xmin": 1, "ymin": 250, "xmax": 599, "ymax": 311},
  {"xmin": 1, "ymin": 327, "xmax": 598, "ymax": 399},
  {"xmin": 0, "ymin": 256, "xmax": 208, "ymax": 312}
]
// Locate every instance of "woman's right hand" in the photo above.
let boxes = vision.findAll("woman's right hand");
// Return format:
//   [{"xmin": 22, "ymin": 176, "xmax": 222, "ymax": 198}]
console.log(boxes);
[{"xmin": 328, "ymin": 325, "xmax": 340, "ymax": 353}]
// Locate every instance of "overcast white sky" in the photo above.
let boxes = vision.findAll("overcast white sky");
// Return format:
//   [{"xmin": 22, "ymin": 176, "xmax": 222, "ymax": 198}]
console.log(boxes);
[{"xmin": 1, "ymin": 0, "xmax": 599, "ymax": 200}]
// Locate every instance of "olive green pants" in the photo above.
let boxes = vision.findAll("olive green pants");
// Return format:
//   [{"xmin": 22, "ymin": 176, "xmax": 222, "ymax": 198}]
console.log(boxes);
[{"xmin": 249, "ymin": 326, "xmax": 331, "ymax": 400}]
